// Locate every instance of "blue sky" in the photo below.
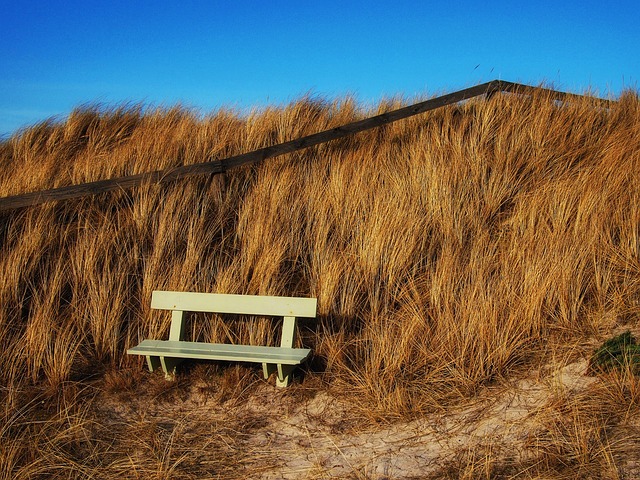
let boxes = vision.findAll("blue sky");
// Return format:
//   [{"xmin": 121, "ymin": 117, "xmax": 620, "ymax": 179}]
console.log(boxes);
[{"xmin": 1, "ymin": 0, "xmax": 638, "ymax": 138}]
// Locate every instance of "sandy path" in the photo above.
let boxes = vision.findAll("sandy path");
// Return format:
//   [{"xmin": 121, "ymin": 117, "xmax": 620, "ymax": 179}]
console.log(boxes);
[{"xmin": 97, "ymin": 358, "xmax": 640, "ymax": 479}]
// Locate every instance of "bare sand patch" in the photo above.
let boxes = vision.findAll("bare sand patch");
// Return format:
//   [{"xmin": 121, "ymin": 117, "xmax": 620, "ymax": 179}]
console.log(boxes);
[{"xmin": 92, "ymin": 357, "xmax": 640, "ymax": 479}]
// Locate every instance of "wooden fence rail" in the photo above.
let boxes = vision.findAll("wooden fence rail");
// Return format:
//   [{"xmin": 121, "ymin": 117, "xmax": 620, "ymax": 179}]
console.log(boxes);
[{"xmin": 0, "ymin": 80, "xmax": 612, "ymax": 211}]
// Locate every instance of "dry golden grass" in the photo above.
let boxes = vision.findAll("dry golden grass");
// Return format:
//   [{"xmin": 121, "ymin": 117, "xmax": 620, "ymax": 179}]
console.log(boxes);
[{"xmin": 1, "ymin": 87, "xmax": 639, "ymax": 478}]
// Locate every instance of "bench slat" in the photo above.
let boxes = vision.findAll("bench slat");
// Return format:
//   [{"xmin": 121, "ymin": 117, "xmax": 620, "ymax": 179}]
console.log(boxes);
[
  {"xmin": 151, "ymin": 291, "xmax": 317, "ymax": 318},
  {"xmin": 128, "ymin": 340, "xmax": 311, "ymax": 365}
]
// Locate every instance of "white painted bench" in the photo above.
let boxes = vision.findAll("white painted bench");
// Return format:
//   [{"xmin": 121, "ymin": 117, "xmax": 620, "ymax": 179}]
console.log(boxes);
[{"xmin": 127, "ymin": 291, "xmax": 317, "ymax": 387}]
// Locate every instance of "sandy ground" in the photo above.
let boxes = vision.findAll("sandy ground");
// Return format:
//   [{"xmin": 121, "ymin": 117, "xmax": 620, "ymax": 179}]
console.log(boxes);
[
  {"xmin": 95, "ymin": 356, "xmax": 640, "ymax": 479},
  {"xmin": 251, "ymin": 360, "xmax": 597, "ymax": 479}
]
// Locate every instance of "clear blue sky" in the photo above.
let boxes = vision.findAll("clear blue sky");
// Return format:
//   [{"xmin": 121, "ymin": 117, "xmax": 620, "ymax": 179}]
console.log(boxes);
[{"xmin": 1, "ymin": 0, "xmax": 638, "ymax": 138}]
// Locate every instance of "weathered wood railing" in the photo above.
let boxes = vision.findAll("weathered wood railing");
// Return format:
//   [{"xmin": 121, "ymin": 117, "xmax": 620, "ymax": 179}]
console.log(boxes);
[{"xmin": 0, "ymin": 80, "xmax": 611, "ymax": 211}]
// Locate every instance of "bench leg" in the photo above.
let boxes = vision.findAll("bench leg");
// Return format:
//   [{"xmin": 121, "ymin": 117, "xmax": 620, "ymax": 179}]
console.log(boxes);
[
  {"xmin": 262, "ymin": 363, "xmax": 277, "ymax": 380},
  {"xmin": 160, "ymin": 357, "xmax": 183, "ymax": 380},
  {"xmin": 263, "ymin": 363, "xmax": 294, "ymax": 387},
  {"xmin": 160, "ymin": 310, "xmax": 187, "ymax": 380},
  {"xmin": 276, "ymin": 364, "xmax": 295, "ymax": 388},
  {"xmin": 146, "ymin": 355, "xmax": 161, "ymax": 373},
  {"xmin": 274, "ymin": 316, "xmax": 299, "ymax": 387}
]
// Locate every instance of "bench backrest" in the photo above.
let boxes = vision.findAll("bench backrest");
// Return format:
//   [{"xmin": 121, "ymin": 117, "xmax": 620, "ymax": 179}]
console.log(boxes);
[{"xmin": 151, "ymin": 291, "xmax": 317, "ymax": 318}]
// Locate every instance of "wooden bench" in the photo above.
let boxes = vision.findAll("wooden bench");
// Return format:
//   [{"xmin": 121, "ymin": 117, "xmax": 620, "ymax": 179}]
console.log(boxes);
[{"xmin": 127, "ymin": 290, "xmax": 317, "ymax": 387}]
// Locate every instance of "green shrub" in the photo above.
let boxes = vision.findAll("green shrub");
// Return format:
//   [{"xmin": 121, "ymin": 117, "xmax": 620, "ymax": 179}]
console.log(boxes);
[{"xmin": 589, "ymin": 331, "xmax": 640, "ymax": 375}]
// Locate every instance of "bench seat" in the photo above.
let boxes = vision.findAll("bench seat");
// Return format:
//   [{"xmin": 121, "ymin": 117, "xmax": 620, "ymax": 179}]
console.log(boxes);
[{"xmin": 128, "ymin": 339, "xmax": 311, "ymax": 365}]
